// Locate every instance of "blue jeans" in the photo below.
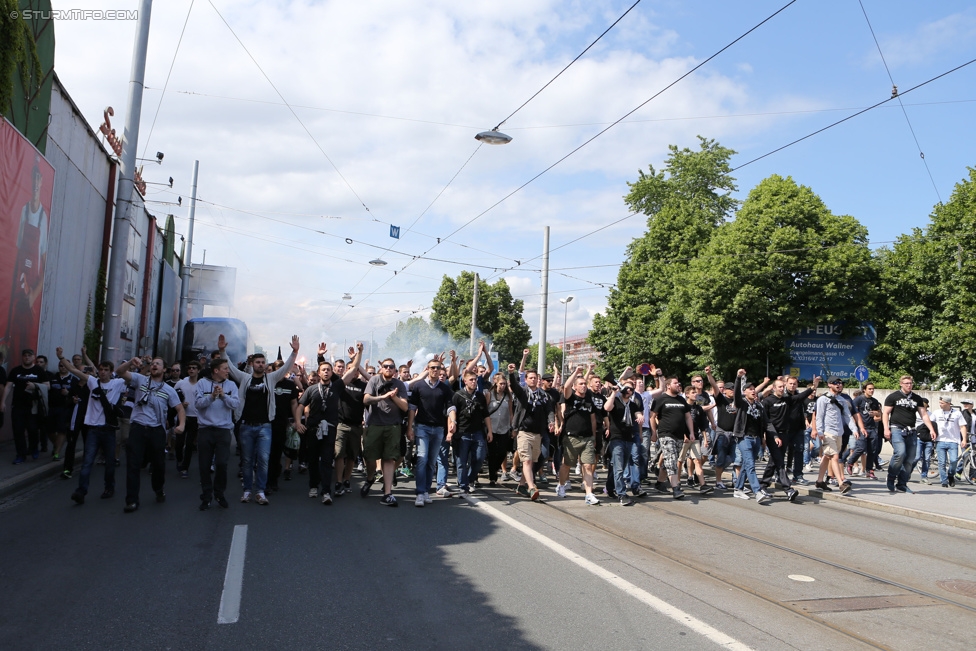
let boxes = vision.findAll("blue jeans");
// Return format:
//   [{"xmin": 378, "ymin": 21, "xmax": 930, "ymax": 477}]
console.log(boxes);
[
  {"xmin": 640, "ymin": 428, "xmax": 652, "ymax": 482},
  {"xmin": 915, "ymin": 438, "xmax": 934, "ymax": 477},
  {"xmin": 414, "ymin": 424, "xmax": 444, "ymax": 495},
  {"xmin": 734, "ymin": 436, "xmax": 762, "ymax": 494},
  {"xmin": 629, "ymin": 431, "xmax": 644, "ymax": 490},
  {"xmin": 240, "ymin": 422, "xmax": 272, "ymax": 493},
  {"xmin": 803, "ymin": 427, "xmax": 821, "ymax": 465},
  {"xmin": 608, "ymin": 438, "xmax": 632, "ymax": 497},
  {"xmin": 455, "ymin": 431, "xmax": 487, "ymax": 489},
  {"xmin": 936, "ymin": 440, "xmax": 959, "ymax": 484},
  {"xmin": 436, "ymin": 435, "xmax": 452, "ymax": 489},
  {"xmin": 887, "ymin": 426, "xmax": 918, "ymax": 489},
  {"xmin": 77, "ymin": 426, "xmax": 116, "ymax": 495}
]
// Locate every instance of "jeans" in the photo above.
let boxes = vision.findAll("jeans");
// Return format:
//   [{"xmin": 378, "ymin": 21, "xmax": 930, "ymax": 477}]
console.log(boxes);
[
  {"xmin": 784, "ymin": 428, "xmax": 804, "ymax": 478},
  {"xmin": 887, "ymin": 426, "xmax": 918, "ymax": 489},
  {"xmin": 915, "ymin": 438, "xmax": 934, "ymax": 477},
  {"xmin": 629, "ymin": 431, "xmax": 644, "ymax": 490},
  {"xmin": 198, "ymin": 426, "xmax": 232, "ymax": 501},
  {"xmin": 608, "ymin": 438, "xmax": 632, "ymax": 497},
  {"xmin": 240, "ymin": 422, "xmax": 272, "ymax": 493},
  {"xmin": 455, "ymin": 431, "xmax": 487, "ymax": 489},
  {"xmin": 62, "ymin": 425, "xmax": 86, "ymax": 474},
  {"xmin": 734, "ymin": 436, "xmax": 762, "ymax": 494},
  {"xmin": 126, "ymin": 422, "xmax": 166, "ymax": 505},
  {"xmin": 936, "ymin": 440, "xmax": 960, "ymax": 485},
  {"xmin": 77, "ymin": 426, "xmax": 116, "ymax": 495},
  {"xmin": 803, "ymin": 427, "xmax": 821, "ymax": 465},
  {"xmin": 436, "ymin": 435, "xmax": 452, "ymax": 489},
  {"xmin": 414, "ymin": 424, "xmax": 444, "ymax": 494},
  {"xmin": 640, "ymin": 428, "xmax": 652, "ymax": 482}
]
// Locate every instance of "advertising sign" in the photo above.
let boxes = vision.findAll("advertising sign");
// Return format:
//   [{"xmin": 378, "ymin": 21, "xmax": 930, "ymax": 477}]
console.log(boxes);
[
  {"xmin": 784, "ymin": 322, "xmax": 875, "ymax": 381},
  {"xmin": 0, "ymin": 118, "xmax": 55, "ymax": 370}
]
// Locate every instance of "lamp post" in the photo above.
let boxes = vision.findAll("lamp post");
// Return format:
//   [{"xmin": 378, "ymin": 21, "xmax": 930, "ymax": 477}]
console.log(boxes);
[{"xmin": 559, "ymin": 295, "xmax": 574, "ymax": 381}]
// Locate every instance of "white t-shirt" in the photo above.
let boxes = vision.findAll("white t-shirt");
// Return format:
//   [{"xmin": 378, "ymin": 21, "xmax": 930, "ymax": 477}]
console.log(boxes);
[
  {"xmin": 84, "ymin": 376, "xmax": 127, "ymax": 427},
  {"xmin": 933, "ymin": 407, "xmax": 967, "ymax": 444},
  {"xmin": 174, "ymin": 378, "xmax": 199, "ymax": 418}
]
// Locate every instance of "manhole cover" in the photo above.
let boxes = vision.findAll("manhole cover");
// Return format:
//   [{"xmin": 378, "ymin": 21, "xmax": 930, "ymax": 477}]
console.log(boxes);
[
  {"xmin": 788, "ymin": 575, "xmax": 816, "ymax": 582},
  {"xmin": 937, "ymin": 580, "xmax": 976, "ymax": 598}
]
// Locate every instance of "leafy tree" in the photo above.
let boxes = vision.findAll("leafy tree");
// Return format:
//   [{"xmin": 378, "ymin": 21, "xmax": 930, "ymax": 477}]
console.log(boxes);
[
  {"xmin": 524, "ymin": 342, "xmax": 563, "ymax": 376},
  {"xmin": 590, "ymin": 137, "xmax": 737, "ymax": 377},
  {"xmin": 678, "ymin": 174, "xmax": 878, "ymax": 380},
  {"xmin": 873, "ymin": 168, "xmax": 976, "ymax": 388},
  {"xmin": 430, "ymin": 271, "xmax": 531, "ymax": 363}
]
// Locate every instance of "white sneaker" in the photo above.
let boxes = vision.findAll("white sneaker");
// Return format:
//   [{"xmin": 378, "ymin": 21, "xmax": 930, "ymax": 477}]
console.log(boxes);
[
  {"xmin": 584, "ymin": 493, "xmax": 600, "ymax": 505},
  {"xmin": 573, "ymin": 463, "xmax": 582, "ymax": 476},
  {"xmin": 423, "ymin": 492, "xmax": 432, "ymax": 504},
  {"xmin": 715, "ymin": 481, "xmax": 727, "ymax": 490},
  {"xmin": 321, "ymin": 493, "xmax": 333, "ymax": 505},
  {"xmin": 436, "ymin": 486, "xmax": 455, "ymax": 498},
  {"xmin": 756, "ymin": 489, "xmax": 770, "ymax": 504},
  {"xmin": 415, "ymin": 494, "xmax": 425, "ymax": 507},
  {"xmin": 733, "ymin": 489, "xmax": 749, "ymax": 500},
  {"xmin": 556, "ymin": 483, "xmax": 567, "ymax": 498},
  {"xmin": 308, "ymin": 487, "xmax": 318, "ymax": 498},
  {"xmin": 510, "ymin": 471, "xmax": 522, "ymax": 482},
  {"xmin": 499, "ymin": 472, "xmax": 509, "ymax": 481}
]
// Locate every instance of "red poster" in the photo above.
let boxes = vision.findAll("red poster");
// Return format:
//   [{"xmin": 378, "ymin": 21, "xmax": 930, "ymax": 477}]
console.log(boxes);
[{"xmin": 0, "ymin": 118, "xmax": 55, "ymax": 369}]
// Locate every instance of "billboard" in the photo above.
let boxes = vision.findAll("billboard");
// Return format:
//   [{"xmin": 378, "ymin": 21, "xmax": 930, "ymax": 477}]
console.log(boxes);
[
  {"xmin": 0, "ymin": 118, "xmax": 55, "ymax": 369},
  {"xmin": 785, "ymin": 322, "xmax": 875, "ymax": 380}
]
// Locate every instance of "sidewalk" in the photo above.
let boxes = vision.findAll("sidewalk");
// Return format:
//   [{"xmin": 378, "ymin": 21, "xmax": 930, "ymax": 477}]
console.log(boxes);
[{"xmin": 0, "ymin": 439, "xmax": 75, "ymax": 500}]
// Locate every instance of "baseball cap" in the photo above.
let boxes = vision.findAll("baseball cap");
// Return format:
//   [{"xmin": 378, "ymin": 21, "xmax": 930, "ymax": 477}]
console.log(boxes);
[
  {"xmin": 827, "ymin": 376, "xmax": 843, "ymax": 384},
  {"xmin": 962, "ymin": 399, "xmax": 974, "ymax": 405},
  {"xmin": 939, "ymin": 395, "xmax": 955, "ymax": 405}
]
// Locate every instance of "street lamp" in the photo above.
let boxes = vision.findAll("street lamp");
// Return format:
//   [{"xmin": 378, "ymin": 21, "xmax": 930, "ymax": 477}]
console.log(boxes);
[
  {"xmin": 559, "ymin": 295, "xmax": 574, "ymax": 381},
  {"xmin": 475, "ymin": 128, "xmax": 513, "ymax": 145}
]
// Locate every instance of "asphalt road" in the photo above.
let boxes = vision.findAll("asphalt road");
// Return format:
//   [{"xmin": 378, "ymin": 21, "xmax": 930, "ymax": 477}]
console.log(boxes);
[{"xmin": 2, "ymin": 462, "xmax": 975, "ymax": 651}]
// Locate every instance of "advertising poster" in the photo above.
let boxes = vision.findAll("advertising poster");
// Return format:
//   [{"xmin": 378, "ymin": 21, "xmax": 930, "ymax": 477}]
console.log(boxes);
[
  {"xmin": 784, "ymin": 321, "xmax": 875, "ymax": 380},
  {"xmin": 0, "ymin": 118, "xmax": 55, "ymax": 371}
]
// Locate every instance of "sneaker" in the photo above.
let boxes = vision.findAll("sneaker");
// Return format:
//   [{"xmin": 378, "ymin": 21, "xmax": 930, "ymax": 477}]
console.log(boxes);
[
  {"xmin": 381, "ymin": 494, "xmax": 398, "ymax": 507},
  {"xmin": 256, "ymin": 493, "xmax": 269, "ymax": 505},
  {"xmin": 199, "ymin": 499, "xmax": 211, "ymax": 511},
  {"xmin": 948, "ymin": 475, "xmax": 956, "ymax": 487},
  {"xmin": 942, "ymin": 482, "xmax": 949, "ymax": 488},
  {"xmin": 756, "ymin": 489, "xmax": 771, "ymax": 504},
  {"xmin": 12, "ymin": 456, "xmax": 25, "ymax": 465},
  {"xmin": 60, "ymin": 470, "xmax": 72, "ymax": 480},
  {"xmin": 556, "ymin": 483, "xmax": 567, "ymax": 498},
  {"xmin": 786, "ymin": 488, "xmax": 799, "ymax": 502},
  {"xmin": 529, "ymin": 487, "xmax": 540, "ymax": 501},
  {"xmin": 436, "ymin": 486, "xmax": 456, "ymax": 498},
  {"xmin": 322, "ymin": 493, "xmax": 333, "ymax": 506},
  {"xmin": 308, "ymin": 487, "xmax": 318, "ymax": 498},
  {"xmin": 360, "ymin": 475, "xmax": 376, "ymax": 498},
  {"xmin": 866, "ymin": 471, "xmax": 877, "ymax": 480},
  {"xmin": 31, "ymin": 451, "xmax": 39, "ymax": 460},
  {"xmin": 71, "ymin": 490, "xmax": 85, "ymax": 504},
  {"xmin": 620, "ymin": 496, "xmax": 635, "ymax": 506},
  {"xmin": 793, "ymin": 476, "xmax": 809, "ymax": 486},
  {"xmin": 179, "ymin": 470, "xmax": 189, "ymax": 479},
  {"xmin": 216, "ymin": 494, "xmax": 229, "ymax": 508},
  {"xmin": 463, "ymin": 485, "xmax": 474, "ymax": 494},
  {"xmin": 155, "ymin": 490, "xmax": 166, "ymax": 503},
  {"xmin": 344, "ymin": 480, "xmax": 351, "ymax": 491},
  {"xmin": 686, "ymin": 477, "xmax": 695, "ymax": 488},
  {"xmin": 715, "ymin": 481, "xmax": 727, "ymax": 491},
  {"xmin": 672, "ymin": 487, "xmax": 685, "ymax": 500},
  {"xmin": 895, "ymin": 485, "xmax": 913, "ymax": 494},
  {"xmin": 919, "ymin": 476, "xmax": 930, "ymax": 485},
  {"xmin": 423, "ymin": 492, "xmax": 432, "ymax": 504},
  {"xmin": 573, "ymin": 463, "xmax": 582, "ymax": 476},
  {"xmin": 241, "ymin": 492, "xmax": 251, "ymax": 503},
  {"xmin": 515, "ymin": 484, "xmax": 530, "ymax": 497},
  {"xmin": 283, "ymin": 468, "xmax": 292, "ymax": 481},
  {"xmin": 414, "ymin": 494, "xmax": 425, "ymax": 507},
  {"xmin": 733, "ymin": 489, "xmax": 750, "ymax": 500},
  {"xmin": 654, "ymin": 481, "xmax": 669, "ymax": 494},
  {"xmin": 100, "ymin": 489, "xmax": 114, "ymax": 499},
  {"xmin": 887, "ymin": 479, "xmax": 896, "ymax": 492},
  {"xmin": 828, "ymin": 477, "xmax": 838, "ymax": 486},
  {"xmin": 510, "ymin": 471, "xmax": 522, "ymax": 483},
  {"xmin": 123, "ymin": 502, "xmax": 138, "ymax": 513},
  {"xmin": 299, "ymin": 463, "xmax": 308, "ymax": 474},
  {"xmin": 845, "ymin": 463, "xmax": 854, "ymax": 476},
  {"xmin": 585, "ymin": 493, "xmax": 601, "ymax": 505},
  {"xmin": 698, "ymin": 484, "xmax": 713, "ymax": 495},
  {"xmin": 815, "ymin": 481, "xmax": 832, "ymax": 492}
]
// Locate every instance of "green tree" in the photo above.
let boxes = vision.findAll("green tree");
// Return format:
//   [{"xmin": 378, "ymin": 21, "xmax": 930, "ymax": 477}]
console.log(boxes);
[
  {"xmin": 524, "ymin": 342, "xmax": 563, "ymax": 376},
  {"xmin": 430, "ymin": 271, "xmax": 531, "ymax": 363},
  {"xmin": 873, "ymin": 168, "xmax": 976, "ymax": 388},
  {"xmin": 678, "ymin": 174, "xmax": 878, "ymax": 380},
  {"xmin": 590, "ymin": 137, "xmax": 737, "ymax": 377}
]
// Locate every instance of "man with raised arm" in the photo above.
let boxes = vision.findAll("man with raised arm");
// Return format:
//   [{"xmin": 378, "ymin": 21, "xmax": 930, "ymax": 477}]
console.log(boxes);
[
  {"xmin": 219, "ymin": 333, "xmax": 299, "ymax": 505},
  {"xmin": 361, "ymin": 357, "xmax": 409, "ymax": 506},
  {"xmin": 194, "ymin": 357, "xmax": 240, "ymax": 510},
  {"xmin": 557, "ymin": 366, "xmax": 598, "ymax": 504}
]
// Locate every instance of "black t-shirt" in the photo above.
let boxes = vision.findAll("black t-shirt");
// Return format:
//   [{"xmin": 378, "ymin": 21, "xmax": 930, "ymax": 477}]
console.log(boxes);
[
  {"xmin": 338, "ymin": 378, "xmax": 367, "ymax": 426},
  {"xmin": 884, "ymin": 391, "xmax": 924, "ymax": 429},
  {"xmin": 241, "ymin": 380, "xmax": 270, "ymax": 423},
  {"xmin": 713, "ymin": 392, "xmax": 737, "ymax": 432},
  {"xmin": 853, "ymin": 395, "xmax": 881, "ymax": 431},
  {"xmin": 607, "ymin": 396, "xmax": 638, "ymax": 440},
  {"xmin": 452, "ymin": 388, "xmax": 489, "ymax": 435},
  {"xmin": 804, "ymin": 396, "xmax": 817, "ymax": 424},
  {"xmin": 562, "ymin": 391, "xmax": 595, "ymax": 437},
  {"xmin": 300, "ymin": 377, "xmax": 345, "ymax": 433},
  {"xmin": 763, "ymin": 394, "xmax": 790, "ymax": 433},
  {"xmin": 49, "ymin": 373, "xmax": 78, "ymax": 411},
  {"xmin": 689, "ymin": 402, "xmax": 707, "ymax": 439},
  {"xmin": 8, "ymin": 365, "xmax": 48, "ymax": 409},
  {"xmin": 652, "ymin": 394, "xmax": 690, "ymax": 439},
  {"xmin": 274, "ymin": 378, "xmax": 299, "ymax": 423},
  {"xmin": 590, "ymin": 391, "xmax": 607, "ymax": 432}
]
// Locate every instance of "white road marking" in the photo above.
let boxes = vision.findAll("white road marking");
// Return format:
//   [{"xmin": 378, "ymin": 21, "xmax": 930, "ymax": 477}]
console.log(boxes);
[
  {"xmin": 788, "ymin": 575, "xmax": 816, "ymax": 582},
  {"xmin": 462, "ymin": 494, "xmax": 753, "ymax": 651},
  {"xmin": 217, "ymin": 524, "xmax": 248, "ymax": 624}
]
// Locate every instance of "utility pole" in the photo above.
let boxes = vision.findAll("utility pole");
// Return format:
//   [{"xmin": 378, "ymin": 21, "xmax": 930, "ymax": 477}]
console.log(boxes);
[
  {"xmin": 537, "ymin": 226, "xmax": 550, "ymax": 377},
  {"xmin": 102, "ymin": 0, "xmax": 153, "ymax": 362},
  {"xmin": 469, "ymin": 272, "xmax": 479, "ymax": 357},
  {"xmin": 176, "ymin": 160, "xmax": 199, "ymax": 360}
]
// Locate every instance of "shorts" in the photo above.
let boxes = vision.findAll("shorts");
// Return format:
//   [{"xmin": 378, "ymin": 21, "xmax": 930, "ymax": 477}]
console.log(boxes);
[
  {"xmin": 562, "ymin": 434, "xmax": 596, "ymax": 466},
  {"xmin": 516, "ymin": 430, "xmax": 541, "ymax": 463},
  {"xmin": 335, "ymin": 422, "xmax": 363, "ymax": 460},
  {"xmin": 822, "ymin": 434, "xmax": 842, "ymax": 457},
  {"xmin": 363, "ymin": 424, "xmax": 401, "ymax": 461},
  {"xmin": 678, "ymin": 439, "xmax": 702, "ymax": 462},
  {"xmin": 659, "ymin": 437, "xmax": 681, "ymax": 476}
]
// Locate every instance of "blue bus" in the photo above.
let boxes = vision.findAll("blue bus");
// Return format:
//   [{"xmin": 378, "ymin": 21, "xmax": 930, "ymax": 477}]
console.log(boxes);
[{"xmin": 181, "ymin": 317, "xmax": 253, "ymax": 366}]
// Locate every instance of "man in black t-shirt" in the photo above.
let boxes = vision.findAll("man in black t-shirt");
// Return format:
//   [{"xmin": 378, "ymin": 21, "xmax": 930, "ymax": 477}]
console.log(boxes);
[
  {"xmin": 651, "ymin": 377, "xmax": 695, "ymax": 500},
  {"xmin": 559, "ymin": 370, "xmax": 599, "ymax": 504},
  {"xmin": 1, "ymin": 348, "xmax": 50, "ymax": 463},
  {"xmin": 300, "ymin": 361, "xmax": 347, "ymax": 504},
  {"xmin": 605, "ymin": 383, "xmax": 640, "ymax": 506},
  {"xmin": 269, "ymin": 365, "xmax": 301, "ymax": 490},
  {"xmin": 882, "ymin": 375, "xmax": 936, "ymax": 493},
  {"xmin": 448, "ymin": 371, "xmax": 492, "ymax": 493},
  {"xmin": 848, "ymin": 383, "xmax": 882, "ymax": 479},
  {"xmin": 334, "ymin": 345, "xmax": 367, "ymax": 495}
]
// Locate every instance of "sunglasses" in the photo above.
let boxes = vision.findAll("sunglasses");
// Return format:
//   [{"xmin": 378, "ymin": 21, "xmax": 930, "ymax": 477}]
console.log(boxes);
[{"xmin": 381, "ymin": 364, "xmax": 396, "ymax": 370}]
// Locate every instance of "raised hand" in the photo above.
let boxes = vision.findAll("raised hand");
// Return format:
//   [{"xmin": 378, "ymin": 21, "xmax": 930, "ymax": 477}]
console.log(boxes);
[
  {"xmin": 217, "ymin": 334, "xmax": 227, "ymax": 351},
  {"xmin": 348, "ymin": 346, "xmax": 356, "ymax": 358},
  {"xmin": 290, "ymin": 335, "xmax": 300, "ymax": 352},
  {"xmin": 522, "ymin": 348, "xmax": 530, "ymax": 358},
  {"xmin": 704, "ymin": 365, "xmax": 712, "ymax": 375},
  {"xmin": 318, "ymin": 342, "xmax": 327, "ymax": 355},
  {"xmin": 56, "ymin": 346, "xmax": 64, "ymax": 359}
]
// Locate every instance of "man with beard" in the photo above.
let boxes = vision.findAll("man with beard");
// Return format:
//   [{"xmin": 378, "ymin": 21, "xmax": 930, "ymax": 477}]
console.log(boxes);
[
  {"xmin": 194, "ymin": 358, "xmax": 239, "ymax": 510},
  {"xmin": 2, "ymin": 348, "xmax": 49, "ymax": 463},
  {"xmin": 361, "ymin": 358, "xmax": 408, "ymax": 506}
]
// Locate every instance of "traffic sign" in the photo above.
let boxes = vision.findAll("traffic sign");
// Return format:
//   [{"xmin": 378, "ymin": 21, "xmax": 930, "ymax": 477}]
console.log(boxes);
[
  {"xmin": 854, "ymin": 365, "xmax": 869, "ymax": 383},
  {"xmin": 637, "ymin": 363, "xmax": 652, "ymax": 376}
]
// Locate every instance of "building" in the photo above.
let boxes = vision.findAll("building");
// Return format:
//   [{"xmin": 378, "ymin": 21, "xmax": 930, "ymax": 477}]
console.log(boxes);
[{"xmin": 557, "ymin": 334, "xmax": 601, "ymax": 371}]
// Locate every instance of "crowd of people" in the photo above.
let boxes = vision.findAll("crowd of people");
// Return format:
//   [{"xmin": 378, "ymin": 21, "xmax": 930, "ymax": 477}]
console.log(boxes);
[{"xmin": 1, "ymin": 337, "xmax": 973, "ymax": 512}]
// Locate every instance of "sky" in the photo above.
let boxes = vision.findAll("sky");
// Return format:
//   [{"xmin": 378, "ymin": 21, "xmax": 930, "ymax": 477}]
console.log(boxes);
[{"xmin": 51, "ymin": 0, "xmax": 976, "ymax": 360}]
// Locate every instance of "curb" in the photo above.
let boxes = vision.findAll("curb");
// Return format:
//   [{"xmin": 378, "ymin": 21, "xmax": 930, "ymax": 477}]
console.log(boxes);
[{"xmin": 0, "ymin": 458, "xmax": 65, "ymax": 500}]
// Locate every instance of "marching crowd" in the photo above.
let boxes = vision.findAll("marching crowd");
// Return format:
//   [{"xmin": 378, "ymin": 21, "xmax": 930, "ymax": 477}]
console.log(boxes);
[{"xmin": 1, "ymin": 336, "xmax": 973, "ymax": 512}]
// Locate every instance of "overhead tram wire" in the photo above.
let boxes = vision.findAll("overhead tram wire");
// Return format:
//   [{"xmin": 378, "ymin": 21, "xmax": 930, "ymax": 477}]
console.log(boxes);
[
  {"xmin": 732, "ymin": 56, "xmax": 976, "ymax": 171},
  {"xmin": 207, "ymin": 0, "xmax": 379, "ymax": 223},
  {"xmin": 857, "ymin": 0, "xmax": 942, "ymax": 204},
  {"xmin": 327, "ymin": 1, "xmax": 799, "ymax": 328},
  {"xmin": 141, "ymin": 0, "xmax": 195, "ymax": 157},
  {"xmin": 489, "ymin": 0, "xmax": 643, "ymax": 131}
]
